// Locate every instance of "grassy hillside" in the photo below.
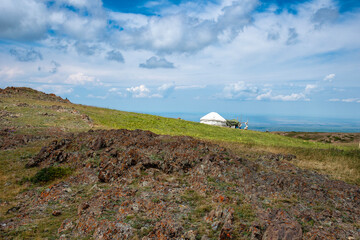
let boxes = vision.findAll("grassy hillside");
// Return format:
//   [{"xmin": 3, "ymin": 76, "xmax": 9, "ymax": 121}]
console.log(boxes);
[
  {"xmin": 1, "ymin": 87, "xmax": 359, "ymax": 185},
  {"xmin": 77, "ymin": 105, "xmax": 325, "ymax": 148},
  {"xmin": 1, "ymin": 87, "xmax": 360, "ymax": 239},
  {"xmin": 74, "ymin": 104, "xmax": 359, "ymax": 184}
]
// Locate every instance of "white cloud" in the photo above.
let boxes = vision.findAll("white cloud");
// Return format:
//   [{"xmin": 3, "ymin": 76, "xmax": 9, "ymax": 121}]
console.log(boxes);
[
  {"xmin": 126, "ymin": 84, "xmax": 151, "ymax": 98},
  {"xmin": 111, "ymin": 0, "xmax": 257, "ymax": 53},
  {"xmin": 323, "ymin": 73, "xmax": 335, "ymax": 82},
  {"xmin": 221, "ymin": 81, "xmax": 258, "ymax": 99},
  {"xmin": 0, "ymin": 67, "xmax": 23, "ymax": 80},
  {"xmin": 342, "ymin": 98, "xmax": 359, "ymax": 103},
  {"xmin": 271, "ymin": 93, "xmax": 307, "ymax": 101},
  {"xmin": 65, "ymin": 72, "xmax": 102, "ymax": 85},
  {"xmin": 305, "ymin": 84, "xmax": 317, "ymax": 93},
  {"xmin": 329, "ymin": 98, "xmax": 360, "ymax": 103},
  {"xmin": 0, "ymin": 0, "xmax": 359, "ymax": 103},
  {"xmin": 108, "ymin": 88, "xmax": 119, "ymax": 92},
  {"xmin": 0, "ymin": 0, "xmax": 48, "ymax": 40},
  {"xmin": 125, "ymin": 84, "xmax": 172, "ymax": 98},
  {"xmin": 255, "ymin": 91, "xmax": 272, "ymax": 101},
  {"xmin": 256, "ymin": 91, "xmax": 307, "ymax": 101}
]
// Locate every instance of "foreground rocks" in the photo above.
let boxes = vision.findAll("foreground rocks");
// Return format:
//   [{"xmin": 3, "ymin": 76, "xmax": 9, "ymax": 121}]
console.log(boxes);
[{"xmin": 1, "ymin": 129, "xmax": 360, "ymax": 239}]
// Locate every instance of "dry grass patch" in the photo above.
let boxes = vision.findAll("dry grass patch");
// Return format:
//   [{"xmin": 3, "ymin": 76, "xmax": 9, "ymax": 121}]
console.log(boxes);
[{"xmin": 215, "ymin": 140, "xmax": 360, "ymax": 185}]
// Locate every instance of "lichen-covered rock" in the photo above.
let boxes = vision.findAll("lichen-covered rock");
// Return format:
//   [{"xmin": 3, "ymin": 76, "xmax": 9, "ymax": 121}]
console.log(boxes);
[
  {"xmin": 262, "ymin": 210, "xmax": 302, "ymax": 240},
  {"xmin": 1, "ymin": 129, "xmax": 360, "ymax": 239}
]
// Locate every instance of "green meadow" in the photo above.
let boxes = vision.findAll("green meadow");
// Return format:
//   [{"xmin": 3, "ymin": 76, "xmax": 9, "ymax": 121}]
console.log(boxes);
[{"xmin": 1, "ymin": 91, "xmax": 359, "ymax": 185}]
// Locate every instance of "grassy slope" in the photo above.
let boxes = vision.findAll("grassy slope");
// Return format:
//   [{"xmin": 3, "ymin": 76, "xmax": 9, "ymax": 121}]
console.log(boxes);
[
  {"xmin": 76, "ymin": 104, "xmax": 360, "ymax": 184},
  {"xmin": 0, "ymin": 89, "xmax": 359, "ymax": 238},
  {"xmin": 1, "ymin": 90, "xmax": 359, "ymax": 186},
  {"xmin": 77, "ymin": 105, "xmax": 326, "ymax": 149}
]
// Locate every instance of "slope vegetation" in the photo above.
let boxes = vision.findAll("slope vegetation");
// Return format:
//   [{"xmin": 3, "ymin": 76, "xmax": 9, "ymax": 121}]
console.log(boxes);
[{"xmin": 0, "ymin": 87, "xmax": 359, "ymax": 239}]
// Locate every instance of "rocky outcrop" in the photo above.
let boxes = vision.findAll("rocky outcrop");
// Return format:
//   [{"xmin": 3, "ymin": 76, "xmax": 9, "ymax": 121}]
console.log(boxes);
[
  {"xmin": 1, "ymin": 129, "xmax": 360, "ymax": 239},
  {"xmin": 262, "ymin": 210, "xmax": 302, "ymax": 240},
  {"xmin": 0, "ymin": 87, "xmax": 70, "ymax": 103}
]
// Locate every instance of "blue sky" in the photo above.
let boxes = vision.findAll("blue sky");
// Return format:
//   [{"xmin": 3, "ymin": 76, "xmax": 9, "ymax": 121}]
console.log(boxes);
[{"xmin": 0, "ymin": 0, "xmax": 360, "ymax": 122}]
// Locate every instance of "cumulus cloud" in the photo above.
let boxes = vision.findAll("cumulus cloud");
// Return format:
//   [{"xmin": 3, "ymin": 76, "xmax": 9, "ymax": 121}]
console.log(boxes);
[
  {"xmin": 0, "ymin": 0, "xmax": 48, "ymax": 41},
  {"xmin": 106, "ymin": 50, "xmax": 124, "ymax": 63},
  {"xmin": 219, "ymin": 81, "xmax": 316, "ymax": 102},
  {"xmin": 256, "ymin": 91, "xmax": 307, "ymax": 101},
  {"xmin": 126, "ymin": 85, "xmax": 151, "ymax": 98},
  {"xmin": 0, "ymin": 67, "xmax": 23, "ymax": 80},
  {"xmin": 9, "ymin": 48, "xmax": 43, "ymax": 62},
  {"xmin": 112, "ymin": 0, "xmax": 258, "ymax": 53},
  {"xmin": 1, "ymin": 0, "xmax": 360, "ymax": 104},
  {"xmin": 324, "ymin": 73, "xmax": 335, "ymax": 82},
  {"xmin": 220, "ymin": 81, "xmax": 258, "ymax": 99},
  {"xmin": 0, "ymin": 0, "xmax": 106, "ymax": 41},
  {"xmin": 255, "ymin": 82, "xmax": 317, "ymax": 101},
  {"xmin": 126, "ymin": 84, "xmax": 166, "ymax": 98},
  {"xmin": 139, "ymin": 56, "xmax": 175, "ymax": 69},
  {"xmin": 305, "ymin": 84, "xmax": 317, "ymax": 93},
  {"xmin": 65, "ymin": 72, "xmax": 101, "ymax": 85}
]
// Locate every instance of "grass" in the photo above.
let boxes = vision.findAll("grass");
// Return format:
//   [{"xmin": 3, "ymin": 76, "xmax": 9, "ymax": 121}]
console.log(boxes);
[
  {"xmin": 0, "ymin": 95, "xmax": 90, "ymax": 135},
  {"xmin": 1, "ymin": 90, "xmax": 359, "ymax": 184},
  {"xmin": 1, "ymin": 88, "xmax": 359, "ymax": 239},
  {"xmin": 76, "ymin": 104, "xmax": 329, "ymax": 149},
  {"xmin": 0, "ymin": 143, "xmax": 43, "ymax": 219},
  {"xmin": 29, "ymin": 166, "xmax": 73, "ymax": 184},
  {"xmin": 1, "ymin": 89, "xmax": 360, "ymax": 185},
  {"xmin": 79, "ymin": 103, "xmax": 359, "ymax": 184},
  {"xmin": 216, "ymin": 140, "xmax": 360, "ymax": 185}
]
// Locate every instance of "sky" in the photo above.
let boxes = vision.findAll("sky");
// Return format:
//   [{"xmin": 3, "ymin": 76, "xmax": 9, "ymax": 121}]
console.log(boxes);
[{"xmin": 0, "ymin": 0, "xmax": 360, "ymax": 123}]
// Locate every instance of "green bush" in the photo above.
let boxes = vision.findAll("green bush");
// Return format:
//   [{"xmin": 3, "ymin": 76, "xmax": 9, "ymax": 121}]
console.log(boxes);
[{"xmin": 30, "ymin": 167, "xmax": 72, "ymax": 183}]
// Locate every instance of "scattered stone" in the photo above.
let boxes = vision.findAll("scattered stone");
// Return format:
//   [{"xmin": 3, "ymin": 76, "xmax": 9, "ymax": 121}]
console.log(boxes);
[
  {"xmin": 52, "ymin": 210, "xmax": 62, "ymax": 216},
  {"xmin": 1, "ymin": 128, "xmax": 359, "ymax": 239}
]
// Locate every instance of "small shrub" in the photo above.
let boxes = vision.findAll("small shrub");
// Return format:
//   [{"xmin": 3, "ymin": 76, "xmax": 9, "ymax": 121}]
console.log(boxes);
[
  {"xmin": 152, "ymin": 197, "xmax": 160, "ymax": 203},
  {"xmin": 30, "ymin": 167, "xmax": 72, "ymax": 183}
]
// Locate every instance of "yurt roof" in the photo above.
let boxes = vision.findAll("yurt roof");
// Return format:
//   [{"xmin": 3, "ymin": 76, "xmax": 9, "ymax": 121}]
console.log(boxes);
[{"xmin": 200, "ymin": 112, "xmax": 226, "ymax": 122}]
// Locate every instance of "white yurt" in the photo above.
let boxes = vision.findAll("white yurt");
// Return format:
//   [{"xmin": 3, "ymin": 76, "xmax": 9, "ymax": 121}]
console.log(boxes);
[{"xmin": 200, "ymin": 112, "xmax": 227, "ymax": 127}]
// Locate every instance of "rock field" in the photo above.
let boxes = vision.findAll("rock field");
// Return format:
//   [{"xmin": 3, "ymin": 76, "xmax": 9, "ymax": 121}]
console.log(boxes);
[{"xmin": 1, "ymin": 129, "xmax": 359, "ymax": 239}]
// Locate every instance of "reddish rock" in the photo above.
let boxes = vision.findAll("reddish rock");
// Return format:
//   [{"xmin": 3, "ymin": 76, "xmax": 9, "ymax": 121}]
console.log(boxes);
[{"xmin": 262, "ymin": 210, "xmax": 302, "ymax": 240}]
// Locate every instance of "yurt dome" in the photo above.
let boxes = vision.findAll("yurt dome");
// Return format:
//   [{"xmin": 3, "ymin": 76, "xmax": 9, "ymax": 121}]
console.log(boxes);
[{"xmin": 200, "ymin": 112, "xmax": 227, "ymax": 127}]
